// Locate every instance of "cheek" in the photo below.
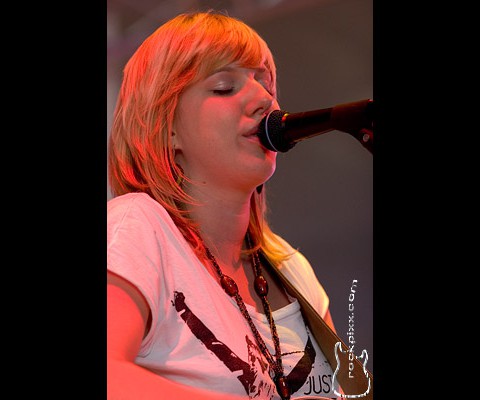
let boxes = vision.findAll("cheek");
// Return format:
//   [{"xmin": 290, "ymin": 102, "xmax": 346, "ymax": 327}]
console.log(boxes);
[
  {"xmin": 193, "ymin": 105, "xmax": 237, "ymax": 146},
  {"xmin": 174, "ymin": 96, "xmax": 243, "ymax": 163},
  {"xmin": 173, "ymin": 106, "xmax": 208, "ymax": 150},
  {"xmin": 173, "ymin": 91, "xmax": 207, "ymax": 148},
  {"xmin": 174, "ymin": 112, "xmax": 228, "ymax": 164}
]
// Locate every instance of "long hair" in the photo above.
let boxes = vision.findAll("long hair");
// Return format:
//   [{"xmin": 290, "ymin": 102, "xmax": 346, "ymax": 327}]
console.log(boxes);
[{"xmin": 108, "ymin": 11, "xmax": 292, "ymax": 264}]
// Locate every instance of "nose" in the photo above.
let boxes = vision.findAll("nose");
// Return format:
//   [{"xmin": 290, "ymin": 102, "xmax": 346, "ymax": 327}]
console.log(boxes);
[{"xmin": 245, "ymin": 80, "xmax": 276, "ymax": 118}]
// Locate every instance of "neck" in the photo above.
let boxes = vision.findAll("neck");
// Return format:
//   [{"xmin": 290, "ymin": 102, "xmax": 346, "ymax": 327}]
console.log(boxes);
[{"xmin": 185, "ymin": 182, "xmax": 253, "ymax": 267}]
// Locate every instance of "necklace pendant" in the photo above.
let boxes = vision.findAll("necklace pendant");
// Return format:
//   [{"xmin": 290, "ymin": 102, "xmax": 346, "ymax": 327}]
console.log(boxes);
[
  {"xmin": 220, "ymin": 275, "xmax": 238, "ymax": 297},
  {"xmin": 276, "ymin": 375, "xmax": 290, "ymax": 400},
  {"xmin": 254, "ymin": 275, "xmax": 269, "ymax": 296}
]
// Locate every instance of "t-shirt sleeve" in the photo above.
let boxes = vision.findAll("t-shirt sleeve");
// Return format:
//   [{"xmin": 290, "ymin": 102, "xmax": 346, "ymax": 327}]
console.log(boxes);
[{"xmin": 107, "ymin": 195, "xmax": 166, "ymax": 344}]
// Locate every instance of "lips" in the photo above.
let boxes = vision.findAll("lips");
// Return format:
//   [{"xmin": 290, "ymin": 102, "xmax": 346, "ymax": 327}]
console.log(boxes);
[{"xmin": 243, "ymin": 124, "xmax": 260, "ymax": 138}]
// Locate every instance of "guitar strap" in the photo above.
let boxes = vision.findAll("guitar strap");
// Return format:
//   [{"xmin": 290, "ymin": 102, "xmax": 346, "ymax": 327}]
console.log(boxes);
[{"xmin": 260, "ymin": 251, "xmax": 373, "ymax": 400}]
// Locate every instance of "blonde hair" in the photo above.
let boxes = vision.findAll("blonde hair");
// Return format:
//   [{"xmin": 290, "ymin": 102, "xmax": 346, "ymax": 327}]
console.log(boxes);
[{"xmin": 108, "ymin": 11, "xmax": 292, "ymax": 264}]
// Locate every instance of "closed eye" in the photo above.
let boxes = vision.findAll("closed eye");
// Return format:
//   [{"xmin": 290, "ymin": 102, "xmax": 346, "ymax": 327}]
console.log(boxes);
[{"xmin": 212, "ymin": 88, "xmax": 235, "ymax": 96}]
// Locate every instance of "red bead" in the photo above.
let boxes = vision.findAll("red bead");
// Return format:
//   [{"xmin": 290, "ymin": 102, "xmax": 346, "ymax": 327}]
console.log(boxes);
[
  {"xmin": 276, "ymin": 375, "xmax": 290, "ymax": 400},
  {"xmin": 221, "ymin": 275, "xmax": 238, "ymax": 297},
  {"xmin": 254, "ymin": 275, "xmax": 269, "ymax": 297}
]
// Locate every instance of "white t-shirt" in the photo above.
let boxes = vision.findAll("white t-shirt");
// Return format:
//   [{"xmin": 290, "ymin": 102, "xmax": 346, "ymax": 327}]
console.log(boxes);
[{"xmin": 108, "ymin": 192, "xmax": 339, "ymax": 399}]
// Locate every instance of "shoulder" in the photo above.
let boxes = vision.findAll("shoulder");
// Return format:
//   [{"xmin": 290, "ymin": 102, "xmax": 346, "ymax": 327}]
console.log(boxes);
[
  {"xmin": 272, "ymin": 234, "xmax": 314, "ymax": 278},
  {"xmin": 273, "ymin": 234, "xmax": 330, "ymax": 318},
  {"xmin": 108, "ymin": 192, "xmax": 182, "ymax": 244},
  {"xmin": 108, "ymin": 193, "xmax": 175, "ymax": 228},
  {"xmin": 108, "ymin": 192, "xmax": 169, "ymax": 219}
]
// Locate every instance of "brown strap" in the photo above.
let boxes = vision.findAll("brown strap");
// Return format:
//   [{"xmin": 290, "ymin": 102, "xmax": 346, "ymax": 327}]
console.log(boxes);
[{"xmin": 261, "ymin": 252, "xmax": 373, "ymax": 399}]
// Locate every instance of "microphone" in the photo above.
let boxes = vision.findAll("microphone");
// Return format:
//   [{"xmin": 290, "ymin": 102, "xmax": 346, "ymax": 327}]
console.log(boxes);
[{"xmin": 257, "ymin": 99, "xmax": 374, "ymax": 153}]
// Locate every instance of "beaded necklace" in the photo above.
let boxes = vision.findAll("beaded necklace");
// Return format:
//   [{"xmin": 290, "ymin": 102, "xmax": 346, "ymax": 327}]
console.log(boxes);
[{"xmin": 204, "ymin": 234, "xmax": 291, "ymax": 400}]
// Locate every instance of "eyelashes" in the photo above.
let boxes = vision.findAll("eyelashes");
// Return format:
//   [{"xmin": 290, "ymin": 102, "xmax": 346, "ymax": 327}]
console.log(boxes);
[
  {"xmin": 210, "ymin": 78, "xmax": 274, "ymax": 97},
  {"xmin": 212, "ymin": 88, "xmax": 235, "ymax": 96},
  {"xmin": 212, "ymin": 83, "xmax": 272, "ymax": 97}
]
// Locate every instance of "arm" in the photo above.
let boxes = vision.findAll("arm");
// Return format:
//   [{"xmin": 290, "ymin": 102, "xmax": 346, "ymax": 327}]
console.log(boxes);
[{"xmin": 107, "ymin": 271, "xmax": 247, "ymax": 400}]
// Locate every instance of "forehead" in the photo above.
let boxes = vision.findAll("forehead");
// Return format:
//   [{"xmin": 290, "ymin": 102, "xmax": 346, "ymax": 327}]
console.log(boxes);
[{"xmin": 190, "ymin": 35, "xmax": 274, "ymax": 79}]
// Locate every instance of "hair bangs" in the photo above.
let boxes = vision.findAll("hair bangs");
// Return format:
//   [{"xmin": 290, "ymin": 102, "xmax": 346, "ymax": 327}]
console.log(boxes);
[{"xmin": 183, "ymin": 13, "xmax": 277, "ymax": 95}]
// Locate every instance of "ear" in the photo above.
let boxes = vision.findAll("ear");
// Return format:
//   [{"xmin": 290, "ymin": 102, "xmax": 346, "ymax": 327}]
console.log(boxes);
[{"xmin": 172, "ymin": 130, "xmax": 183, "ymax": 152}]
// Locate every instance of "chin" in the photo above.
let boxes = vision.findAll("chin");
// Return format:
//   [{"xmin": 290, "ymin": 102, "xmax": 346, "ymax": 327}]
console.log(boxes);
[
  {"xmin": 255, "ymin": 165, "xmax": 276, "ymax": 189},
  {"xmin": 235, "ymin": 153, "xmax": 277, "ymax": 189},
  {"xmin": 264, "ymin": 157, "xmax": 277, "ymax": 179}
]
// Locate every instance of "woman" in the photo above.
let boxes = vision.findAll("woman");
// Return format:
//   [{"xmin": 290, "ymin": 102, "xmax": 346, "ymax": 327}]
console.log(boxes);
[{"xmin": 107, "ymin": 11, "xmax": 338, "ymax": 400}]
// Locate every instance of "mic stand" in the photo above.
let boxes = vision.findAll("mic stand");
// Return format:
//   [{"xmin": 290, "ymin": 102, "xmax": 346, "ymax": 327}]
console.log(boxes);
[{"xmin": 329, "ymin": 99, "xmax": 374, "ymax": 154}]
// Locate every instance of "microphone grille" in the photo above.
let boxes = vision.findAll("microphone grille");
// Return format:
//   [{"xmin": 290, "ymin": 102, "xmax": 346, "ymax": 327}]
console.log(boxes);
[{"xmin": 257, "ymin": 110, "xmax": 294, "ymax": 152}]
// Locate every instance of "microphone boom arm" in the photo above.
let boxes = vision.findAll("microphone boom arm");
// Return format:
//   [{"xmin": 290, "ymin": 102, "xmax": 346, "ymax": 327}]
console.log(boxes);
[{"xmin": 257, "ymin": 99, "xmax": 374, "ymax": 154}]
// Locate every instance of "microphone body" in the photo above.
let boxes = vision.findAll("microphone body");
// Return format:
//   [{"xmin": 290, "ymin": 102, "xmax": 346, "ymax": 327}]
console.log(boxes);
[{"xmin": 257, "ymin": 99, "xmax": 374, "ymax": 153}]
